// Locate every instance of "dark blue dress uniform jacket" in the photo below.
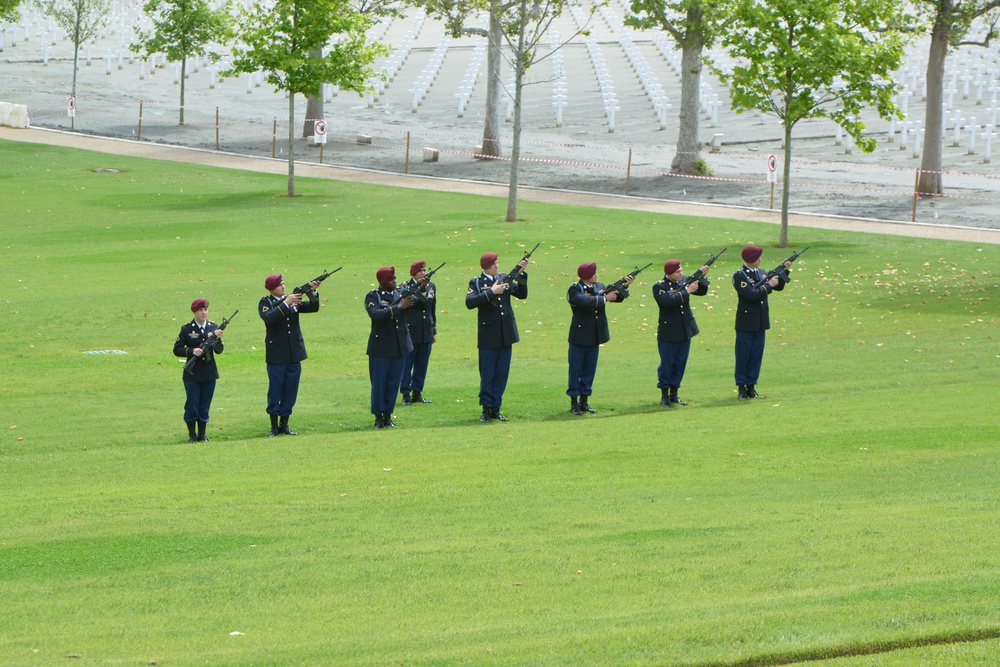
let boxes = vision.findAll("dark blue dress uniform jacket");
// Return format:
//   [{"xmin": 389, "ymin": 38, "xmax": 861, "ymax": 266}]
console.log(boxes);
[
  {"xmin": 653, "ymin": 275, "xmax": 709, "ymax": 342},
  {"xmin": 258, "ymin": 292, "xmax": 320, "ymax": 364},
  {"xmin": 733, "ymin": 266, "xmax": 788, "ymax": 332},
  {"xmin": 567, "ymin": 281, "xmax": 628, "ymax": 346},
  {"xmin": 173, "ymin": 320, "xmax": 223, "ymax": 381},
  {"xmin": 465, "ymin": 272, "xmax": 528, "ymax": 349},
  {"xmin": 366, "ymin": 288, "xmax": 414, "ymax": 359},
  {"xmin": 401, "ymin": 279, "xmax": 437, "ymax": 345}
]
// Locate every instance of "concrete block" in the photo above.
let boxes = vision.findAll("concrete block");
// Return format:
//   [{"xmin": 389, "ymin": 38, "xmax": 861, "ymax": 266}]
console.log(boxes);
[{"xmin": 423, "ymin": 148, "xmax": 439, "ymax": 163}]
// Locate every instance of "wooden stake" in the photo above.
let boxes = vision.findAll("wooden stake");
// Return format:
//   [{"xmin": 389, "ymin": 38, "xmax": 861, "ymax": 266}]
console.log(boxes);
[
  {"xmin": 405, "ymin": 132, "xmax": 411, "ymax": 174},
  {"xmin": 137, "ymin": 101, "xmax": 143, "ymax": 141},
  {"xmin": 215, "ymin": 107, "xmax": 219, "ymax": 151},
  {"xmin": 625, "ymin": 148, "xmax": 633, "ymax": 195},
  {"xmin": 912, "ymin": 169, "xmax": 920, "ymax": 222},
  {"xmin": 271, "ymin": 118, "xmax": 277, "ymax": 159}
]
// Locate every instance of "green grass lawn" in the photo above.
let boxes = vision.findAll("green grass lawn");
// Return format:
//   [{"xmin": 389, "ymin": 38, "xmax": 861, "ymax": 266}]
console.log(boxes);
[{"xmin": 1, "ymin": 138, "xmax": 997, "ymax": 666}]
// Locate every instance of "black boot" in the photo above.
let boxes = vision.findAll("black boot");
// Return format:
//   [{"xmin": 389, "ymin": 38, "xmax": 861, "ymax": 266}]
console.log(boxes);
[
  {"xmin": 669, "ymin": 387, "xmax": 687, "ymax": 406},
  {"xmin": 197, "ymin": 421, "xmax": 209, "ymax": 442},
  {"xmin": 580, "ymin": 397, "xmax": 597, "ymax": 414},
  {"xmin": 660, "ymin": 388, "xmax": 674, "ymax": 408},
  {"xmin": 412, "ymin": 392, "xmax": 432, "ymax": 404},
  {"xmin": 570, "ymin": 396, "xmax": 583, "ymax": 416},
  {"xmin": 490, "ymin": 408, "xmax": 508, "ymax": 422},
  {"xmin": 268, "ymin": 414, "xmax": 280, "ymax": 436},
  {"xmin": 480, "ymin": 407, "xmax": 491, "ymax": 423},
  {"xmin": 747, "ymin": 385, "xmax": 763, "ymax": 399},
  {"xmin": 738, "ymin": 385, "xmax": 750, "ymax": 400},
  {"xmin": 401, "ymin": 393, "xmax": 411, "ymax": 406},
  {"xmin": 383, "ymin": 412, "xmax": 397, "ymax": 428},
  {"xmin": 374, "ymin": 413, "xmax": 385, "ymax": 429},
  {"xmin": 186, "ymin": 421, "xmax": 197, "ymax": 443},
  {"xmin": 279, "ymin": 416, "xmax": 297, "ymax": 435}
]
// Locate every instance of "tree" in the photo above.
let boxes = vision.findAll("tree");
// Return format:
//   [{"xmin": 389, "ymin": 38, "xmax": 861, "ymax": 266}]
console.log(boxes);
[
  {"xmin": 131, "ymin": 0, "xmax": 233, "ymax": 125},
  {"xmin": 1, "ymin": 0, "xmax": 23, "ymax": 21},
  {"xmin": 718, "ymin": 0, "xmax": 907, "ymax": 246},
  {"xmin": 413, "ymin": 0, "xmax": 518, "ymax": 159},
  {"xmin": 915, "ymin": 1, "xmax": 1000, "ymax": 196},
  {"xmin": 625, "ymin": 0, "xmax": 726, "ymax": 174},
  {"xmin": 41, "ymin": 0, "xmax": 110, "ymax": 101},
  {"xmin": 302, "ymin": 0, "xmax": 401, "ymax": 140},
  {"xmin": 496, "ymin": 0, "xmax": 586, "ymax": 221},
  {"xmin": 227, "ymin": 0, "xmax": 384, "ymax": 197}
]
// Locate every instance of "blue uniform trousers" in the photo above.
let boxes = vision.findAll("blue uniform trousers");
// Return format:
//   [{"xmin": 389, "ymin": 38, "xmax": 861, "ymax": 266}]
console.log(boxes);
[
  {"xmin": 370, "ymin": 356, "xmax": 405, "ymax": 416},
  {"xmin": 734, "ymin": 330, "xmax": 766, "ymax": 386},
  {"xmin": 400, "ymin": 342, "xmax": 433, "ymax": 395},
  {"xmin": 567, "ymin": 344, "xmax": 600, "ymax": 397},
  {"xmin": 478, "ymin": 346, "xmax": 512, "ymax": 409},
  {"xmin": 657, "ymin": 340, "xmax": 691, "ymax": 389},
  {"xmin": 183, "ymin": 379, "xmax": 216, "ymax": 423},
  {"xmin": 266, "ymin": 362, "xmax": 301, "ymax": 417}
]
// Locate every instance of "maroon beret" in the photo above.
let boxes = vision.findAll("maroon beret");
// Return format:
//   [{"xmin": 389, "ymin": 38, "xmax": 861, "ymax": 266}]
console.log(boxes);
[
  {"xmin": 742, "ymin": 245, "xmax": 763, "ymax": 263},
  {"xmin": 480, "ymin": 252, "xmax": 498, "ymax": 270},
  {"xmin": 376, "ymin": 266, "xmax": 395, "ymax": 285},
  {"xmin": 410, "ymin": 260, "xmax": 427, "ymax": 276},
  {"xmin": 664, "ymin": 260, "xmax": 681, "ymax": 275},
  {"xmin": 577, "ymin": 262, "xmax": 597, "ymax": 280},
  {"xmin": 190, "ymin": 298, "xmax": 209, "ymax": 312},
  {"xmin": 264, "ymin": 274, "xmax": 283, "ymax": 291}
]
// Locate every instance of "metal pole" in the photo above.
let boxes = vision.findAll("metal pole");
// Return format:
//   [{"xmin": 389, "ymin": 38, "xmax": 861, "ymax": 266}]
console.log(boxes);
[
  {"xmin": 770, "ymin": 182, "xmax": 774, "ymax": 210},
  {"xmin": 272, "ymin": 118, "xmax": 277, "ymax": 159},
  {"xmin": 625, "ymin": 148, "xmax": 632, "ymax": 195},
  {"xmin": 137, "ymin": 101, "xmax": 143, "ymax": 141},
  {"xmin": 215, "ymin": 107, "xmax": 219, "ymax": 151},
  {"xmin": 405, "ymin": 131, "xmax": 411, "ymax": 174},
  {"xmin": 319, "ymin": 143, "xmax": 324, "ymax": 164}
]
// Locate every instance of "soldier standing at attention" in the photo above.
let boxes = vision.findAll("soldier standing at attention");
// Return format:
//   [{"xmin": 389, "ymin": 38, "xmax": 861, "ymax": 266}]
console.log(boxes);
[
  {"xmin": 400, "ymin": 260, "xmax": 436, "ymax": 406},
  {"xmin": 653, "ymin": 259, "xmax": 711, "ymax": 407},
  {"xmin": 174, "ymin": 298, "xmax": 224, "ymax": 442},
  {"xmin": 466, "ymin": 252, "xmax": 528, "ymax": 423},
  {"xmin": 366, "ymin": 267, "xmax": 416, "ymax": 429},
  {"xmin": 566, "ymin": 262, "xmax": 631, "ymax": 415},
  {"xmin": 259, "ymin": 274, "xmax": 321, "ymax": 436},
  {"xmin": 733, "ymin": 245, "xmax": 791, "ymax": 400}
]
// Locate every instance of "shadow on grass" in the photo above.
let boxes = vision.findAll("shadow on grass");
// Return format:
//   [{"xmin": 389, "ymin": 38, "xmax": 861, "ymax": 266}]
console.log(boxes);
[{"xmin": 690, "ymin": 627, "xmax": 1000, "ymax": 667}]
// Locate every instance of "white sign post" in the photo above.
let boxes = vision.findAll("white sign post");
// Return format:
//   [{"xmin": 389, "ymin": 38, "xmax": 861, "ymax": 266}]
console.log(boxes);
[
  {"xmin": 766, "ymin": 154, "xmax": 778, "ymax": 209},
  {"xmin": 314, "ymin": 118, "xmax": 327, "ymax": 163},
  {"xmin": 67, "ymin": 94, "xmax": 76, "ymax": 130}
]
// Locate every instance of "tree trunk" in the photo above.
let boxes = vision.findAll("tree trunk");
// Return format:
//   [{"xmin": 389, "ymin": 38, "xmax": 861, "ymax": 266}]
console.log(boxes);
[
  {"xmin": 302, "ymin": 48, "xmax": 324, "ymax": 139},
  {"xmin": 505, "ymin": 29, "xmax": 526, "ymax": 221},
  {"xmin": 918, "ymin": 11, "xmax": 950, "ymax": 196},
  {"xmin": 288, "ymin": 93, "xmax": 296, "ymax": 197},
  {"xmin": 779, "ymin": 121, "xmax": 793, "ymax": 247},
  {"xmin": 480, "ymin": 5, "xmax": 504, "ymax": 159},
  {"xmin": 71, "ymin": 14, "xmax": 80, "ymax": 99},
  {"xmin": 671, "ymin": 3, "xmax": 705, "ymax": 174},
  {"xmin": 179, "ymin": 57, "xmax": 186, "ymax": 126}
]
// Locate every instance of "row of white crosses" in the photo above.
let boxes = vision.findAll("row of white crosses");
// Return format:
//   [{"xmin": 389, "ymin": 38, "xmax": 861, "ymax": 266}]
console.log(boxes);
[
  {"xmin": 366, "ymin": 11, "xmax": 424, "ymax": 107},
  {"xmin": 409, "ymin": 36, "xmax": 448, "ymax": 113},
  {"xmin": 595, "ymin": 5, "xmax": 671, "ymax": 130},
  {"xmin": 550, "ymin": 30, "xmax": 568, "ymax": 127},
  {"xmin": 455, "ymin": 32, "xmax": 486, "ymax": 117},
  {"xmin": 568, "ymin": 5, "xmax": 619, "ymax": 132}
]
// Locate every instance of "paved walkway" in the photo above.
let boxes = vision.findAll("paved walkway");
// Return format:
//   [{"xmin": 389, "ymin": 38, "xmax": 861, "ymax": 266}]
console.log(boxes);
[{"xmin": 4, "ymin": 126, "xmax": 998, "ymax": 245}]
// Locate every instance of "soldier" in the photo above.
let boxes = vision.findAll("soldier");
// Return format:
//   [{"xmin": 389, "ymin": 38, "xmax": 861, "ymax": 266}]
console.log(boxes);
[
  {"xmin": 173, "ymin": 298, "xmax": 224, "ymax": 442},
  {"xmin": 566, "ymin": 262, "xmax": 631, "ymax": 415},
  {"xmin": 733, "ymin": 245, "xmax": 791, "ymax": 399},
  {"xmin": 466, "ymin": 251, "xmax": 528, "ymax": 423},
  {"xmin": 366, "ymin": 267, "xmax": 416, "ymax": 429},
  {"xmin": 400, "ymin": 260, "xmax": 437, "ymax": 406},
  {"xmin": 259, "ymin": 273, "xmax": 321, "ymax": 436},
  {"xmin": 653, "ymin": 259, "xmax": 711, "ymax": 407}
]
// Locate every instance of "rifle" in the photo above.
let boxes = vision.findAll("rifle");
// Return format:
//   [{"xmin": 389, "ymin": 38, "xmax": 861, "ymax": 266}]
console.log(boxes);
[
  {"xmin": 604, "ymin": 263, "xmax": 653, "ymax": 295},
  {"xmin": 500, "ymin": 243, "xmax": 540, "ymax": 286},
  {"xmin": 669, "ymin": 247, "xmax": 727, "ymax": 291},
  {"xmin": 292, "ymin": 267, "xmax": 341, "ymax": 294},
  {"xmin": 184, "ymin": 310, "xmax": 238, "ymax": 375},
  {"xmin": 392, "ymin": 262, "xmax": 445, "ymax": 306},
  {"xmin": 752, "ymin": 246, "xmax": 809, "ymax": 288}
]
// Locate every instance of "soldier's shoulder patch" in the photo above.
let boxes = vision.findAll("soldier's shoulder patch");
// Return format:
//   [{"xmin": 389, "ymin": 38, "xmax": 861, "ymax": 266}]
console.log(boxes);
[
  {"xmin": 740, "ymin": 281, "xmax": 748, "ymax": 288},
  {"xmin": 467, "ymin": 287, "xmax": 475, "ymax": 294},
  {"xmin": 261, "ymin": 306, "xmax": 270, "ymax": 312}
]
